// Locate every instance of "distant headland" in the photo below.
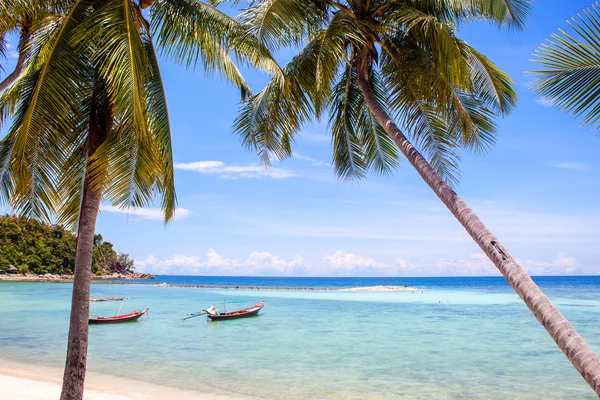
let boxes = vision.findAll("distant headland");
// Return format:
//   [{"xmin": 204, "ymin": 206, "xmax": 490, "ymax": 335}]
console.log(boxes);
[{"xmin": 0, "ymin": 215, "xmax": 153, "ymax": 281}]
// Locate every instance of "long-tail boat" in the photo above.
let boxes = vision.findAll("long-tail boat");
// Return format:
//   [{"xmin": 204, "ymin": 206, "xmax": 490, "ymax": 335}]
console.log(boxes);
[
  {"xmin": 89, "ymin": 308, "xmax": 148, "ymax": 324},
  {"xmin": 206, "ymin": 301, "xmax": 265, "ymax": 321}
]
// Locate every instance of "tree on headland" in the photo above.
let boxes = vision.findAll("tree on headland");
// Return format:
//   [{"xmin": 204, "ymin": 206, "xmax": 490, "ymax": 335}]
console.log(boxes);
[
  {"xmin": 0, "ymin": 0, "xmax": 277, "ymax": 398},
  {"xmin": 531, "ymin": 2, "xmax": 600, "ymax": 133},
  {"xmin": 235, "ymin": 0, "xmax": 600, "ymax": 395}
]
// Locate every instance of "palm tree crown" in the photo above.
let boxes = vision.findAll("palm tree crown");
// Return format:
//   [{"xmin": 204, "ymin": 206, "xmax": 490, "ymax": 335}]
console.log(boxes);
[
  {"xmin": 0, "ymin": 0, "xmax": 277, "ymax": 225},
  {"xmin": 236, "ymin": 0, "xmax": 529, "ymax": 185}
]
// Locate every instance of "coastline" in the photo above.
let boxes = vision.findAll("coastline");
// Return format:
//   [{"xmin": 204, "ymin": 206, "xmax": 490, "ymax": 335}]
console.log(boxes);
[
  {"xmin": 0, "ymin": 273, "xmax": 154, "ymax": 283},
  {"xmin": 0, "ymin": 359, "xmax": 254, "ymax": 400}
]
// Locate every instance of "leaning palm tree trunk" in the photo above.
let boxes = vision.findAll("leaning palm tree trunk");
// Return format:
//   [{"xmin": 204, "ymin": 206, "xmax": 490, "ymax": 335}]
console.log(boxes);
[
  {"xmin": 60, "ymin": 97, "xmax": 112, "ymax": 400},
  {"xmin": 357, "ymin": 73, "xmax": 600, "ymax": 396},
  {"xmin": 0, "ymin": 24, "xmax": 30, "ymax": 92}
]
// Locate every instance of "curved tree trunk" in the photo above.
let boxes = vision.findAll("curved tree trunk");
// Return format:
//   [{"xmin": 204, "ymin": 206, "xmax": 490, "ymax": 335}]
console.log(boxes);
[
  {"xmin": 60, "ymin": 91, "xmax": 112, "ymax": 400},
  {"xmin": 357, "ymin": 72, "xmax": 600, "ymax": 396},
  {"xmin": 0, "ymin": 23, "xmax": 31, "ymax": 92}
]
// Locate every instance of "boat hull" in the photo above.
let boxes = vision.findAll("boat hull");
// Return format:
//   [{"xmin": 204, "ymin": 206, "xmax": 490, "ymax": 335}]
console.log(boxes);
[
  {"xmin": 207, "ymin": 303, "xmax": 264, "ymax": 321},
  {"xmin": 89, "ymin": 310, "xmax": 145, "ymax": 324}
]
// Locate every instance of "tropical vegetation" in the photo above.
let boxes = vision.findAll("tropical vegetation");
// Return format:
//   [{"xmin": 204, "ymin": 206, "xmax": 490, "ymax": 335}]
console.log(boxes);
[
  {"xmin": 235, "ymin": 0, "xmax": 600, "ymax": 395},
  {"xmin": 531, "ymin": 2, "xmax": 600, "ymax": 133},
  {"xmin": 0, "ymin": 214, "xmax": 132, "ymax": 275},
  {"xmin": 0, "ymin": 0, "xmax": 276, "ymax": 398}
]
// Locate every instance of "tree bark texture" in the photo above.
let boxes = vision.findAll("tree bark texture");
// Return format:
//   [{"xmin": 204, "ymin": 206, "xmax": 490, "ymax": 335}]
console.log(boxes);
[
  {"xmin": 60, "ymin": 91, "xmax": 113, "ymax": 400},
  {"xmin": 0, "ymin": 23, "xmax": 31, "ymax": 92}
]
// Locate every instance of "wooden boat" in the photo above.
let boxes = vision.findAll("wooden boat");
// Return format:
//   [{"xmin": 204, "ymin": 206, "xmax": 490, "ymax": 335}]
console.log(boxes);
[
  {"xmin": 89, "ymin": 309, "xmax": 148, "ymax": 325},
  {"xmin": 206, "ymin": 301, "xmax": 265, "ymax": 321}
]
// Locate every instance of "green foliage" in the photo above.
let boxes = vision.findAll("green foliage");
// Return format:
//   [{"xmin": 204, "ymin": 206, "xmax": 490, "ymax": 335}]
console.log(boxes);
[
  {"xmin": 531, "ymin": 2, "xmax": 600, "ymax": 133},
  {"xmin": 235, "ymin": 0, "xmax": 531, "ymax": 186},
  {"xmin": 0, "ymin": 214, "xmax": 131, "ymax": 275},
  {"xmin": 0, "ymin": 0, "xmax": 278, "ymax": 226}
]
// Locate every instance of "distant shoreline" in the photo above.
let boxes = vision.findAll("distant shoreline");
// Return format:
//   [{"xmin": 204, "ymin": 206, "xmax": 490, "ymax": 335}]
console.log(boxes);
[
  {"xmin": 0, "ymin": 273, "xmax": 154, "ymax": 283},
  {"xmin": 0, "ymin": 276, "xmax": 423, "ymax": 292},
  {"xmin": 148, "ymin": 283, "xmax": 422, "ymax": 291},
  {"xmin": 0, "ymin": 277, "xmax": 422, "ymax": 292}
]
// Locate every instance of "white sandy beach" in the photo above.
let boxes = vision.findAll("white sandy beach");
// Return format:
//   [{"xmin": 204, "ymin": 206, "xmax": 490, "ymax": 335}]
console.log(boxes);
[{"xmin": 0, "ymin": 359, "xmax": 252, "ymax": 400}]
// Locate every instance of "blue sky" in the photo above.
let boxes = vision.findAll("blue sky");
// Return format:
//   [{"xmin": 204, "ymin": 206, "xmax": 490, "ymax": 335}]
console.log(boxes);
[{"xmin": 2, "ymin": 1, "xmax": 599, "ymax": 277}]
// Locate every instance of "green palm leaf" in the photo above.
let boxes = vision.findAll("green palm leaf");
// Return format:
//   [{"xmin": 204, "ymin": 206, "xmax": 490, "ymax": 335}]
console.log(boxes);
[
  {"xmin": 329, "ymin": 64, "xmax": 366, "ymax": 179},
  {"xmin": 0, "ymin": 0, "xmax": 89, "ymax": 222},
  {"xmin": 531, "ymin": 2, "xmax": 600, "ymax": 132},
  {"xmin": 151, "ymin": 0, "xmax": 281, "ymax": 99}
]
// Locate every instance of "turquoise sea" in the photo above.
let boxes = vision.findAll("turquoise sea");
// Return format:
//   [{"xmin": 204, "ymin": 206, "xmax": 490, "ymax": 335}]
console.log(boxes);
[{"xmin": 1, "ymin": 276, "xmax": 599, "ymax": 399}]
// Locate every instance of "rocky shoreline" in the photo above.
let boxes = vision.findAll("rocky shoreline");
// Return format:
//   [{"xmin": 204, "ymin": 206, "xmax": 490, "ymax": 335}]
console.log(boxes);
[{"xmin": 0, "ymin": 271, "xmax": 155, "ymax": 282}]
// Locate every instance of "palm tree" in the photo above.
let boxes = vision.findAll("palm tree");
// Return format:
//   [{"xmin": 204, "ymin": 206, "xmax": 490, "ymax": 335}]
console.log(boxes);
[
  {"xmin": 0, "ymin": 0, "xmax": 277, "ymax": 398},
  {"xmin": 0, "ymin": 0, "xmax": 56, "ymax": 91},
  {"xmin": 234, "ymin": 0, "xmax": 600, "ymax": 395},
  {"xmin": 531, "ymin": 2, "xmax": 600, "ymax": 132}
]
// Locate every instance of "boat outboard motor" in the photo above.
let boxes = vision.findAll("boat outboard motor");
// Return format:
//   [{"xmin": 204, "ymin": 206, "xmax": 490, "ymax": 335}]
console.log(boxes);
[{"xmin": 205, "ymin": 306, "xmax": 219, "ymax": 316}]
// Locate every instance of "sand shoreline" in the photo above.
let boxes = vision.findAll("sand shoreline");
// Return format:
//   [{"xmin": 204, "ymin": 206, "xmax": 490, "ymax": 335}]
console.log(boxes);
[{"xmin": 0, "ymin": 359, "xmax": 254, "ymax": 400}]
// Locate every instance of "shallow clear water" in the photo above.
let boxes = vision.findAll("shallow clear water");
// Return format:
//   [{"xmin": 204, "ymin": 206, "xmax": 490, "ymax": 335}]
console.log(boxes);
[{"xmin": 0, "ymin": 276, "xmax": 599, "ymax": 399}]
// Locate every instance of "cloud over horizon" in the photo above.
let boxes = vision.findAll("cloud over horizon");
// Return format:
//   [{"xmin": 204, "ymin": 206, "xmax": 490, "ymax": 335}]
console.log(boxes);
[{"xmin": 135, "ymin": 250, "xmax": 592, "ymax": 277}]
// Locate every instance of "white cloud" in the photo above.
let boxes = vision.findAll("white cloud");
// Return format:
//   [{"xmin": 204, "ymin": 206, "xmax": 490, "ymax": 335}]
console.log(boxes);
[
  {"xmin": 99, "ymin": 204, "xmax": 191, "ymax": 220},
  {"xmin": 174, "ymin": 161, "xmax": 296, "ymax": 179},
  {"xmin": 395, "ymin": 253, "xmax": 589, "ymax": 277},
  {"xmin": 319, "ymin": 250, "xmax": 397, "ymax": 276},
  {"xmin": 136, "ymin": 248, "xmax": 307, "ymax": 276},
  {"xmin": 292, "ymin": 152, "xmax": 331, "ymax": 167},
  {"xmin": 536, "ymin": 97, "xmax": 555, "ymax": 107},
  {"xmin": 395, "ymin": 254, "xmax": 497, "ymax": 277},
  {"xmin": 551, "ymin": 162, "xmax": 589, "ymax": 172},
  {"xmin": 135, "ymin": 249, "xmax": 596, "ymax": 277},
  {"xmin": 300, "ymin": 132, "xmax": 330, "ymax": 143},
  {"xmin": 5, "ymin": 42, "xmax": 18, "ymax": 59},
  {"xmin": 518, "ymin": 253, "xmax": 581, "ymax": 276}
]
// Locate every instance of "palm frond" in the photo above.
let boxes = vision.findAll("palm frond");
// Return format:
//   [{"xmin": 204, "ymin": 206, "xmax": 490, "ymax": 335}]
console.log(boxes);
[
  {"xmin": 239, "ymin": 0, "xmax": 328, "ymax": 51},
  {"xmin": 470, "ymin": 0, "xmax": 532, "ymax": 30},
  {"xmin": 73, "ymin": 0, "xmax": 151, "ymax": 150},
  {"xmin": 313, "ymin": 13, "xmax": 372, "ymax": 117},
  {"xmin": 2, "ymin": 1, "xmax": 89, "ymax": 222},
  {"xmin": 0, "ymin": 35, "xmax": 6, "ymax": 65},
  {"xmin": 329, "ymin": 64, "xmax": 366, "ymax": 180},
  {"xmin": 151, "ymin": 0, "xmax": 281, "ymax": 99},
  {"xmin": 141, "ymin": 30, "xmax": 176, "ymax": 222},
  {"xmin": 531, "ymin": 3, "xmax": 600, "ymax": 132},
  {"xmin": 0, "ymin": 136, "xmax": 15, "ymax": 207},
  {"xmin": 381, "ymin": 33, "xmax": 498, "ymax": 184},
  {"xmin": 383, "ymin": 6, "xmax": 470, "ymax": 89},
  {"xmin": 233, "ymin": 37, "xmax": 319, "ymax": 164},
  {"xmin": 355, "ymin": 70, "xmax": 399, "ymax": 176},
  {"xmin": 402, "ymin": 0, "xmax": 532, "ymax": 28},
  {"xmin": 466, "ymin": 46, "xmax": 516, "ymax": 115}
]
